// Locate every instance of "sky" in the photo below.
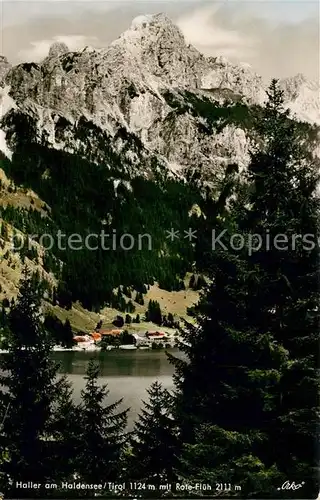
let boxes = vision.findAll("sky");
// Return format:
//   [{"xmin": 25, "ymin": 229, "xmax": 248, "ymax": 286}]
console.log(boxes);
[{"xmin": 0, "ymin": 0, "xmax": 319, "ymax": 81}]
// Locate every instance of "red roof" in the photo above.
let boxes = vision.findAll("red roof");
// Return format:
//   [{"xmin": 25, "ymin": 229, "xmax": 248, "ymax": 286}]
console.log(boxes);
[
  {"xmin": 74, "ymin": 336, "xmax": 88, "ymax": 342},
  {"xmin": 90, "ymin": 332, "xmax": 102, "ymax": 341}
]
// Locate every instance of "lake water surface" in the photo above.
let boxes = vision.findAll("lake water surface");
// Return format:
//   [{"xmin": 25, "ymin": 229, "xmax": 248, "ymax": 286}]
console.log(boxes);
[{"xmin": 53, "ymin": 349, "xmax": 179, "ymax": 429}]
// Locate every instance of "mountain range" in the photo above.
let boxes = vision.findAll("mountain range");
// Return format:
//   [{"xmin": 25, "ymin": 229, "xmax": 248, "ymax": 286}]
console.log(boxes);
[
  {"xmin": 0, "ymin": 13, "xmax": 319, "ymax": 326},
  {"xmin": 0, "ymin": 14, "xmax": 319, "ymax": 179}
]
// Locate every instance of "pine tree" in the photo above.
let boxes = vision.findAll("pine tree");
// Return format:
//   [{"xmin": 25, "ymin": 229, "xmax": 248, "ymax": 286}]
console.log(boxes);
[
  {"xmin": 2, "ymin": 298, "xmax": 9, "ymax": 309},
  {"xmin": 126, "ymin": 300, "xmax": 135, "ymax": 313},
  {"xmin": 170, "ymin": 80, "xmax": 320, "ymax": 497},
  {"xmin": 76, "ymin": 360, "xmax": 128, "ymax": 485},
  {"xmin": 47, "ymin": 376, "xmax": 82, "ymax": 483},
  {"xmin": 135, "ymin": 291, "xmax": 144, "ymax": 306},
  {"xmin": 241, "ymin": 79, "xmax": 320, "ymax": 495},
  {"xmin": 129, "ymin": 381, "xmax": 179, "ymax": 487},
  {"xmin": 113, "ymin": 315, "xmax": 124, "ymax": 328},
  {"xmin": 170, "ymin": 249, "xmax": 287, "ymax": 496},
  {"xmin": 123, "ymin": 286, "xmax": 132, "ymax": 299},
  {"xmin": 0, "ymin": 267, "xmax": 64, "ymax": 493},
  {"xmin": 0, "ymin": 305, "xmax": 7, "ymax": 329},
  {"xmin": 178, "ymin": 423, "xmax": 282, "ymax": 496},
  {"xmin": 189, "ymin": 274, "xmax": 195, "ymax": 289},
  {"xmin": 95, "ymin": 319, "xmax": 103, "ymax": 331},
  {"xmin": 52, "ymin": 287, "xmax": 57, "ymax": 306},
  {"xmin": 147, "ymin": 300, "xmax": 162, "ymax": 325},
  {"xmin": 62, "ymin": 319, "xmax": 73, "ymax": 348}
]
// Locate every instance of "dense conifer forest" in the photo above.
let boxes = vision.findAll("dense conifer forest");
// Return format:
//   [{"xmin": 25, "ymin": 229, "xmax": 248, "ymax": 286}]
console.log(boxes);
[{"xmin": 0, "ymin": 140, "xmax": 200, "ymax": 310}]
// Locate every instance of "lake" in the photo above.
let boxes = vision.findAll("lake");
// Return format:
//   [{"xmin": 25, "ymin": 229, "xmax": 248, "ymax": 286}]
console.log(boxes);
[{"xmin": 53, "ymin": 349, "xmax": 180, "ymax": 430}]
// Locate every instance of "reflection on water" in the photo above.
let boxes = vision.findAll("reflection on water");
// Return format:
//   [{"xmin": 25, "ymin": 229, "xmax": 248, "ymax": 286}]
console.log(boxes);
[
  {"xmin": 53, "ymin": 349, "xmax": 180, "ymax": 429},
  {"xmin": 54, "ymin": 349, "xmax": 177, "ymax": 377}
]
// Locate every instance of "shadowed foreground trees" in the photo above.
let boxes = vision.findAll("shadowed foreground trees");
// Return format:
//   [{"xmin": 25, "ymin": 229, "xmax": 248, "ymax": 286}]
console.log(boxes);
[
  {"xmin": 75, "ymin": 359, "xmax": 129, "ymax": 485},
  {"xmin": 128, "ymin": 381, "xmax": 180, "ymax": 487},
  {"xmin": 0, "ymin": 268, "xmax": 74, "ymax": 494},
  {"xmin": 0, "ymin": 269, "xmax": 129, "ymax": 497},
  {"xmin": 169, "ymin": 80, "xmax": 319, "ymax": 498}
]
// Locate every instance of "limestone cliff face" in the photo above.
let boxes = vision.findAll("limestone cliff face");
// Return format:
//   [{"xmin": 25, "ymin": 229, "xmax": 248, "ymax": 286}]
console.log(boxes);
[
  {"xmin": 0, "ymin": 14, "xmax": 319, "ymax": 179},
  {"xmin": 0, "ymin": 56, "xmax": 11, "ymax": 83}
]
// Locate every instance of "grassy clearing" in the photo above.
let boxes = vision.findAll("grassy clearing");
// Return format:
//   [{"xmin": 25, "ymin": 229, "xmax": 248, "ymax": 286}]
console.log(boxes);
[
  {"xmin": 46, "ymin": 302, "xmax": 178, "ymax": 336},
  {"xmin": 44, "ymin": 280, "xmax": 199, "ymax": 335},
  {"xmin": 0, "ymin": 168, "xmax": 50, "ymax": 215},
  {"xmin": 144, "ymin": 282, "xmax": 199, "ymax": 317}
]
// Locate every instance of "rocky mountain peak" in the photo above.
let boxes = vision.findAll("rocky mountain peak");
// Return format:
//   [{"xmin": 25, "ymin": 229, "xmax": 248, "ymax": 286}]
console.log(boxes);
[
  {"xmin": 0, "ymin": 55, "xmax": 11, "ymax": 84},
  {"xmin": 114, "ymin": 13, "xmax": 186, "ymax": 47},
  {"xmin": 48, "ymin": 41, "xmax": 70, "ymax": 59},
  {"xmin": 108, "ymin": 12, "xmax": 208, "ymax": 88},
  {"xmin": 279, "ymin": 74, "xmax": 320, "ymax": 124},
  {"xmin": 0, "ymin": 55, "xmax": 9, "ymax": 64}
]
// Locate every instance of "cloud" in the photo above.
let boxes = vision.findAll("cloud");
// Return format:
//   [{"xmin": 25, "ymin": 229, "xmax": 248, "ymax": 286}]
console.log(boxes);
[
  {"xmin": 17, "ymin": 35, "xmax": 99, "ymax": 62},
  {"xmin": 1, "ymin": 4, "xmax": 155, "ymax": 62},
  {"xmin": 176, "ymin": 2, "xmax": 319, "ymax": 81},
  {"xmin": 177, "ymin": 4, "xmax": 256, "ymax": 60}
]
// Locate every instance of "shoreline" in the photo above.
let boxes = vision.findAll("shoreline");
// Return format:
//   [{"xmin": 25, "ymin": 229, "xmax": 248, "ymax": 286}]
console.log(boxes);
[{"xmin": 0, "ymin": 345, "xmax": 177, "ymax": 354}]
